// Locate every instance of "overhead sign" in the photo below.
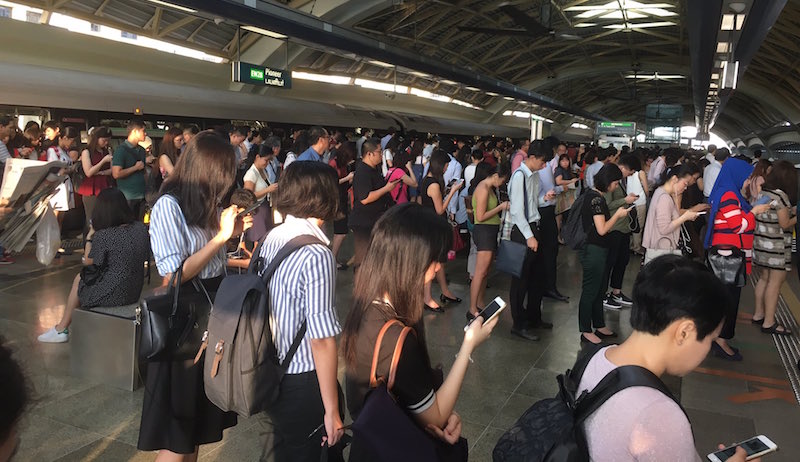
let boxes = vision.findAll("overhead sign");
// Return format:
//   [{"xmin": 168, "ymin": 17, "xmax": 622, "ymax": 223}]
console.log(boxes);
[
  {"xmin": 596, "ymin": 121, "xmax": 636, "ymax": 137},
  {"xmin": 232, "ymin": 61, "xmax": 291, "ymax": 89}
]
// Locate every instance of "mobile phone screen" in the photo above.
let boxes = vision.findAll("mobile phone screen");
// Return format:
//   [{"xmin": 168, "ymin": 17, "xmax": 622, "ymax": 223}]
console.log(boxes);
[
  {"xmin": 237, "ymin": 202, "xmax": 261, "ymax": 218},
  {"xmin": 711, "ymin": 437, "xmax": 770, "ymax": 461},
  {"xmin": 464, "ymin": 298, "xmax": 506, "ymax": 332}
]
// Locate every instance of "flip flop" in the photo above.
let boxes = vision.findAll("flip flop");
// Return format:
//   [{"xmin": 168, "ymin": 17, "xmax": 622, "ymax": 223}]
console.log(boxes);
[{"xmin": 761, "ymin": 323, "xmax": 792, "ymax": 336}]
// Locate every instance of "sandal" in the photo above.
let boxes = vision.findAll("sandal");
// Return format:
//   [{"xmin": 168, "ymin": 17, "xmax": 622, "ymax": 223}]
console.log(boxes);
[
  {"xmin": 424, "ymin": 303, "xmax": 445, "ymax": 313},
  {"xmin": 761, "ymin": 323, "xmax": 792, "ymax": 336}
]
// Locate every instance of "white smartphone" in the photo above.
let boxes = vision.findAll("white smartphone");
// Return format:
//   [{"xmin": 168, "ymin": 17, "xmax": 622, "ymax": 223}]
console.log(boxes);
[
  {"xmin": 707, "ymin": 435, "xmax": 778, "ymax": 461},
  {"xmin": 464, "ymin": 297, "xmax": 507, "ymax": 332},
  {"xmin": 696, "ymin": 211, "xmax": 707, "ymax": 215}
]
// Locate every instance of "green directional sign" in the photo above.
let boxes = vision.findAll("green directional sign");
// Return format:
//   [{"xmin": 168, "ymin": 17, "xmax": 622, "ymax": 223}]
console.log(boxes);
[
  {"xmin": 596, "ymin": 121, "xmax": 636, "ymax": 136},
  {"xmin": 232, "ymin": 61, "xmax": 291, "ymax": 89}
]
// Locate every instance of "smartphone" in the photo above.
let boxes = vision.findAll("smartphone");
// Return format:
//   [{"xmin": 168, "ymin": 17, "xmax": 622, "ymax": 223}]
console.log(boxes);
[
  {"xmin": 237, "ymin": 202, "xmax": 261, "ymax": 218},
  {"xmin": 625, "ymin": 204, "xmax": 636, "ymax": 210},
  {"xmin": 696, "ymin": 211, "xmax": 707, "ymax": 215},
  {"xmin": 707, "ymin": 435, "xmax": 778, "ymax": 461},
  {"xmin": 464, "ymin": 297, "xmax": 507, "ymax": 332}
]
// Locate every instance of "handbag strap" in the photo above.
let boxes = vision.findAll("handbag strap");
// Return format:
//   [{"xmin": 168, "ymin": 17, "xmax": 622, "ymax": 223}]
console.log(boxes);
[
  {"xmin": 369, "ymin": 319, "xmax": 415, "ymax": 391},
  {"xmin": 370, "ymin": 320, "xmax": 403, "ymax": 388},
  {"xmin": 388, "ymin": 326, "xmax": 413, "ymax": 391}
]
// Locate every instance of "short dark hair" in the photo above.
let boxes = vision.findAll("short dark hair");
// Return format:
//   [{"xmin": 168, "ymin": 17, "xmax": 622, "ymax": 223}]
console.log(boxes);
[
  {"xmin": 92, "ymin": 188, "xmax": 135, "ymax": 231},
  {"xmin": 593, "ymin": 163, "xmax": 623, "ymax": 192},
  {"xmin": 228, "ymin": 125, "xmax": 247, "ymax": 137},
  {"xmin": 0, "ymin": 338, "xmax": 28, "ymax": 446},
  {"xmin": 0, "ymin": 116, "xmax": 15, "ymax": 127},
  {"xmin": 632, "ymin": 255, "xmax": 728, "ymax": 340},
  {"xmin": 183, "ymin": 124, "xmax": 200, "ymax": 135},
  {"xmin": 618, "ymin": 154, "xmax": 642, "ymax": 171},
  {"xmin": 230, "ymin": 188, "xmax": 257, "ymax": 211},
  {"xmin": 528, "ymin": 139, "xmax": 548, "ymax": 159},
  {"xmin": 714, "ymin": 147, "xmax": 730, "ymax": 162},
  {"xmin": 753, "ymin": 149, "xmax": 762, "ymax": 159},
  {"xmin": 273, "ymin": 161, "xmax": 339, "ymax": 221},
  {"xmin": 361, "ymin": 138, "xmax": 380, "ymax": 157},
  {"xmin": 62, "ymin": 126, "xmax": 80, "ymax": 140},
  {"xmin": 127, "ymin": 119, "xmax": 145, "ymax": 134},
  {"xmin": 307, "ymin": 126, "xmax": 328, "ymax": 146}
]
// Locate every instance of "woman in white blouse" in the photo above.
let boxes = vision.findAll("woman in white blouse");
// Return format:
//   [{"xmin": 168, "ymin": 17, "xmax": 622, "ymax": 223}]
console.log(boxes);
[{"xmin": 138, "ymin": 131, "xmax": 250, "ymax": 461}]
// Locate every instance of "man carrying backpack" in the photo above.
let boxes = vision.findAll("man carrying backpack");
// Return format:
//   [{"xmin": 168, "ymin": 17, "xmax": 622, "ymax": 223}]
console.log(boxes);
[{"xmin": 254, "ymin": 161, "xmax": 345, "ymax": 461}]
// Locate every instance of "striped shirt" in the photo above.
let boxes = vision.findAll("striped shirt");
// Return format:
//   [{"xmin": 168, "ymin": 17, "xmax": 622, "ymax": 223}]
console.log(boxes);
[
  {"xmin": 258, "ymin": 215, "xmax": 341, "ymax": 374},
  {"xmin": 149, "ymin": 194, "xmax": 225, "ymax": 279},
  {"xmin": 710, "ymin": 191, "xmax": 755, "ymax": 273}
]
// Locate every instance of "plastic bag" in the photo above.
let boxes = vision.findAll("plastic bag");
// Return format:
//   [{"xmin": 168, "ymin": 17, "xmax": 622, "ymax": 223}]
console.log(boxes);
[{"xmin": 36, "ymin": 205, "xmax": 61, "ymax": 266}]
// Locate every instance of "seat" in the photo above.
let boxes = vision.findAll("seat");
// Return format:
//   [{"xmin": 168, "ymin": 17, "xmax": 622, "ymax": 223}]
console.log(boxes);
[{"xmin": 69, "ymin": 303, "xmax": 141, "ymax": 391}]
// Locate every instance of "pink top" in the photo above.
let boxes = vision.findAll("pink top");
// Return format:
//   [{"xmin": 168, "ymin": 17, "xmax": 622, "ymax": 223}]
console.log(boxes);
[
  {"xmin": 511, "ymin": 149, "xmax": 526, "ymax": 172},
  {"xmin": 578, "ymin": 347, "xmax": 701, "ymax": 462},
  {"xmin": 386, "ymin": 167, "xmax": 409, "ymax": 204}
]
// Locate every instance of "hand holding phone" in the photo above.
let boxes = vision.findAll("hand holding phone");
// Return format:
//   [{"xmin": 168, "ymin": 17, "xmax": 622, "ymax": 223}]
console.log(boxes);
[
  {"xmin": 237, "ymin": 202, "xmax": 261, "ymax": 218},
  {"xmin": 707, "ymin": 435, "xmax": 777, "ymax": 461},
  {"xmin": 465, "ymin": 297, "xmax": 507, "ymax": 332}
]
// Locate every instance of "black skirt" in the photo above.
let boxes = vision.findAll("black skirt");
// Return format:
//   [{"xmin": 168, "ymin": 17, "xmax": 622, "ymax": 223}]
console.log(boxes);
[
  {"xmin": 473, "ymin": 223, "xmax": 500, "ymax": 251},
  {"xmin": 137, "ymin": 276, "xmax": 237, "ymax": 454}
]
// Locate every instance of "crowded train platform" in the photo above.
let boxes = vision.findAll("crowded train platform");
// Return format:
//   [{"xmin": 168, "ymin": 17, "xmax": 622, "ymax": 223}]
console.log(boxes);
[{"xmin": 2, "ymin": 1, "xmax": 800, "ymax": 461}]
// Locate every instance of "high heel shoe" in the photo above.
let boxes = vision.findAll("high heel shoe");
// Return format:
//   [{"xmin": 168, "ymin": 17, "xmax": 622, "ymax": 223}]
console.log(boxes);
[
  {"xmin": 440, "ymin": 294, "xmax": 462, "ymax": 304},
  {"xmin": 466, "ymin": 311, "xmax": 477, "ymax": 322},
  {"xmin": 594, "ymin": 330, "xmax": 618, "ymax": 339},
  {"xmin": 424, "ymin": 303, "xmax": 445, "ymax": 313},
  {"xmin": 710, "ymin": 341, "xmax": 743, "ymax": 361}
]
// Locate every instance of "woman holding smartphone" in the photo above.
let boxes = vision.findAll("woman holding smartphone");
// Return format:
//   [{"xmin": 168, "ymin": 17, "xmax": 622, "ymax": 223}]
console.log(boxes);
[
  {"xmin": 419, "ymin": 149, "xmax": 463, "ymax": 312},
  {"xmin": 138, "ymin": 131, "xmax": 249, "ymax": 461},
  {"xmin": 467, "ymin": 161, "xmax": 510, "ymax": 320},
  {"xmin": 342, "ymin": 203, "xmax": 498, "ymax": 461}
]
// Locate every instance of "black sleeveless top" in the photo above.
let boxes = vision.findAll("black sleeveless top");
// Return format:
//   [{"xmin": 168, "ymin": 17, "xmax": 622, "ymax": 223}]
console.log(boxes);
[{"xmin": 420, "ymin": 176, "xmax": 442, "ymax": 214}]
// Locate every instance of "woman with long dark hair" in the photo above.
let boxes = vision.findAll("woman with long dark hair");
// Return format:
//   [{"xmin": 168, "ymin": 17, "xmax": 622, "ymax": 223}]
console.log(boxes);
[
  {"xmin": 745, "ymin": 158, "xmax": 772, "ymax": 202},
  {"xmin": 341, "ymin": 203, "xmax": 498, "ymax": 461},
  {"xmin": 47, "ymin": 126, "xmax": 79, "ymax": 218},
  {"xmin": 78, "ymin": 126, "xmax": 114, "ymax": 233},
  {"xmin": 704, "ymin": 158, "xmax": 770, "ymax": 361},
  {"xmin": 385, "ymin": 145, "xmax": 418, "ymax": 205},
  {"xmin": 752, "ymin": 160, "xmax": 797, "ymax": 336},
  {"xmin": 419, "ymin": 149, "xmax": 463, "ymax": 312},
  {"xmin": 138, "ymin": 131, "xmax": 249, "ymax": 461},
  {"xmin": 467, "ymin": 161, "xmax": 510, "ymax": 320},
  {"xmin": 37, "ymin": 189, "xmax": 150, "ymax": 343},
  {"xmin": 158, "ymin": 127, "xmax": 184, "ymax": 178}
]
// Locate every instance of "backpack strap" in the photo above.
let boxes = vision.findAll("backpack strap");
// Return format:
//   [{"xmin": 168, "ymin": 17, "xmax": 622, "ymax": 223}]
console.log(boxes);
[
  {"xmin": 574, "ymin": 364, "xmax": 686, "ymax": 425},
  {"xmin": 257, "ymin": 234, "xmax": 326, "ymax": 369},
  {"xmin": 568, "ymin": 343, "xmax": 605, "ymax": 384}
]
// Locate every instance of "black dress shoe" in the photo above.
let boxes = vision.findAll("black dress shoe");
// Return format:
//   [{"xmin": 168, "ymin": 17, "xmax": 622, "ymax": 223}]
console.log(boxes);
[
  {"xmin": 528, "ymin": 320, "xmax": 554, "ymax": 330},
  {"xmin": 580, "ymin": 334, "xmax": 602, "ymax": 345},
  {"xmin": 424, "ymin": 304, "xmax": 445, "ymax": 313},
  {"xmin": 543, "ymin": 290, "xmax": 569, "ymax": 303},
  {"xmin": 510, "ymin": 327, "xmax": 540, "ymax": 341},
  {"xmin": 440, "ymin": 294, "xmax": 462, "ymax": 304},
  {"xmin": 594, "ymin": 330, "xmax": 618, "ymax": 339}
]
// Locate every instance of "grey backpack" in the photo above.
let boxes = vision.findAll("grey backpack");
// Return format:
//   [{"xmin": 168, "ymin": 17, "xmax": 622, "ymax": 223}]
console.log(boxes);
[{"xmin": 198, "ymin": 234, "xmax": 324, "ymax": 417}]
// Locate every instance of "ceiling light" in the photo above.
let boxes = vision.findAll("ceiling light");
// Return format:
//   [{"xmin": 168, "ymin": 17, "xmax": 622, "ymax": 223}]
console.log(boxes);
[
  {"xmin": 355, "ymin": 78, "xmax": 408, "ymax": 93},
  {"xmin": 503, "ymin": 96, "xmax": 515, "ymax": 100},
  {"xmin": 486, "ymin": 92, "xmax": 500, "ymax": 96},
  {"xmin": 711, "ymin": 72, "xmax": 719, "ymax": 80},
  {"xmin": 242, "ymin": 25, "xmax": 287, "ymax": 39},
  {"xmin": 291, "ymin": 71, "xmax": 351, "ymax": 85},
  {"xmin": 368, "ymin": 60, "xmax": 394, "ymax": 68},
  {"xmin": 465, "ymin": 86, "xmax": 480, "ymax": 91},
  {"xmin": 440, "ymin": 79, "xmax": 458, "ymax": 85},
  {"xmin": 408, "ymin": 71, "xmax": 429, "ymax": 78},
  {"xmin": 625, "ymin": 74, "xmax": 685, "ymax": 79},
  {"xmin": 721, "ymin": 60, "xmax": 739, "ymax": 89},
  {"xmin": 146, "ymin": 0, "xmax": 197, "ymax": 13},
  {"xmin": 573, "ymin": 23, "xmax": 597, "ymax": 28},
  {"xmin": 729, "ymin": 2, "xmax": 746, "ymax": 14},
  {"xmin": 604, "ymin": 21, "xmax": 675, "ymax": 29},
  {"xmin": 565, "ymin": 3, "xmax": 675, "ymax": 10},
  {"xmin": 721, "ymin": 13, "xmax": 745, "ymax": 30},
  {"xmin": 716, "ymin": 42, "xmax": 730, "ymax": 53}
]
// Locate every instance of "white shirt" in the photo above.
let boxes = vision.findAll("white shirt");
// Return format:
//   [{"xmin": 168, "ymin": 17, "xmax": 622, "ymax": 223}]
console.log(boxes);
[
  {"xmin": 463, "ymin": 164, "xmax": 477, "ymax": 191},
  {"xmin": 627, "ymin": 171, "xmax": 647, "ymax": 206},
  {"xmin": 381, "ymin": 134, "xmax": 393, "ymax": 150},
  {"xmin": 703, "ymin": 161, "xmax": 722, "ymax": 197},
  {"xmin": 423, "ymin": 143, "xmax": 435, "ymax": 159},
  {"xmin": 444, "ymin": 154, "xmax": 463, "ymax": 216},
  {"xmin": 284, "ymin": 152, "xmax": 297, "ymax": 169},
  {"xmin": 585, "ymin": 161, "xmax": 604, "ymax": 190},
  {"xmin": 243, "ymin": 164, "xmax": 270, "ymax": 202},
  {"xmin": 381, "ymin": 149, "xmax": 393, "ymax": 177},
  {"xmin": 355, "ymin": 135, "xmax": 367, "ymax": 158}
]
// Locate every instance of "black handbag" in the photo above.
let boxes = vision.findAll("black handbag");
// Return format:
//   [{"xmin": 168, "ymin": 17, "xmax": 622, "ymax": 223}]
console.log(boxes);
[
  {"xmin": 138, "ymin": 263, "xmax": 215, "ymax": 361},
  {"xmin": 706, "ymin": 239, "xmax": 746, "ymax": 287},
  {"xmin": 80, "ymin": 252, "xmax": 107, "ymax": 286},
  {"xmin": 351, "ymin": 320, "xmax": 467, "ymax": 462},
  {"xmin": 496, "ymin": 170, "xmax": 529, "ymax": 279}
]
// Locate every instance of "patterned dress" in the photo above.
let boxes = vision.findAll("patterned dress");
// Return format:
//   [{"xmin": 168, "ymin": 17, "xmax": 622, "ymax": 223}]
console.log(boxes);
[{"xmin": 753, "ymin": 189, "xmax": 794, "ymax": 271}]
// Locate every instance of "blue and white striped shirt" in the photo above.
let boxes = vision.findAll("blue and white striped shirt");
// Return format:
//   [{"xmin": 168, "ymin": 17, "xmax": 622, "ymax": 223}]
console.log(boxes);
[
  {"xmin": 258, "ymin": 215, "xmax": 341, "ymax": 374},
  {"xmin": 149, "ymin": 194, "xmax": 225, "ymax": 279}
]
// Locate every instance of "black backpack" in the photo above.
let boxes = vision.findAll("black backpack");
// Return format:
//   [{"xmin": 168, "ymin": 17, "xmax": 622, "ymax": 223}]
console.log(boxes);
[
  {"xmin": 562, "ymin": 192, "xmax": 589, "ymax": 250},
  {"xmin": 493, "ymin": 345, "xmax": 685, "ymax": 462},
  {"xmin": 199, "ymin": 234, "xmax": 324, "ymax": 417}
]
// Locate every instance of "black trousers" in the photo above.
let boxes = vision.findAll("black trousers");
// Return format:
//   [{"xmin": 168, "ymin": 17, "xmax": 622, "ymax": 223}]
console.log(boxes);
[
  {"xmin": 720, "ymin": 284, "xmax": 742, "ymax": 340},
  {"xmin": 605, "ymin": 231, "xmax": 631, "ymax": 291},
  {"xmin": 509, "ymin": 223, "xmax": 544, "ymax": 329},
  {"xmin": 127, "ymin": 199, "xmax": 146, "ymax": 221},
  {"xmin": 256, "ymin": 371, "xmax": 345, "ymax": 462},
  {"xmin": 538, "ymin": 205, "xmax": 559, "ymax": 292}
]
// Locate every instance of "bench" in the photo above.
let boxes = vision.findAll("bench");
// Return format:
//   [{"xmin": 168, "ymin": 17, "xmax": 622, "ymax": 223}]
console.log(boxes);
[{"xmin": 69, "ymin": 303, "xmax": 141, "ymax": 391}]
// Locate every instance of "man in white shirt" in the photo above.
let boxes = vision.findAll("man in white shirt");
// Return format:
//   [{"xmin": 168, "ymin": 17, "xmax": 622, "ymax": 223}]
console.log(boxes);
[
  {"xmin": 585, "ymin": 149, "xmax": 608, "ymax": 190},
  {"xmin": 704, "ymin": 144, "xmax": 717, "ymax": 164},
  {"xmin": 380, "ymin": 126, "xmax": 396, "ymax": 150},
  {"xmin": 355, "ymin": 129, "xmax": 370, "ymax": 159},
  {"xmin": 703, "ymin": 148, "xmax": 730, "ymax": 200}
]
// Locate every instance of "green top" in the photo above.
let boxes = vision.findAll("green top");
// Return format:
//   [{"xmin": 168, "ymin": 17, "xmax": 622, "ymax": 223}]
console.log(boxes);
[
  {"xmin": 472, "ymin": 188, "xmax": 502, "ymax": 225},
  {"xmin": 603, "ymin": 184, "xmax": 631, "ymax": 234},
  {"xmin": 112, "ymin": 141, "xmax": 146, "ymax": 200}
]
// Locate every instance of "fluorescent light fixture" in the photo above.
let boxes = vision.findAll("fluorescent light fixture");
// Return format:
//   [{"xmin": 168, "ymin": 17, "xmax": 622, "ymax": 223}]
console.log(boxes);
[
  {"xmin": 355, "ymin": 78, "xmax": 408, "ymax": 93},
  {"xmin": 440, "ymin": 79, "xmax": 458, "ymax": 85},
  {"xmin": 709, "ymin": 82, "xmax": 719, "ymax": 89},
  {"xmin": 292, "ymin": 71, "xmax": 351, "ymax": 85},
  {"xmin": 574, "ymin": 23, "xmax": 597, "ymax": 28},
  {"xmin": 465, "ymin": 86, "xmax": 481, "ymax": 91},
  {"xmin": 625, "ymin": 74, "xmax": 684, "ymax": 79},
  {"xmin": 711, "ymin": 72, "xmax": 719, "ymax": 80},
  {"xmin": 604, "ymin": 21, "xmax": 675, "ymax": 29},
  {"xmin": 503, "ymin": 96, "xmax": 515, "ymax": 100},
  {"xmin": 571, "ymin": 122, "xmax": 590, "ymax": 130},
  {"xmin": 146, "ymin": 0, "xmax": 197, "ymax": 13},
  {"xmin": 452, "ymin": 99, "xmax": 479, "ymax": 109},
  {"xmin": 242, "ymin": 25, "xmax": 287, "ymax": 39},
  {"xmin": 408, "ymin": 71, "xmax": 429, "ymax": 78},
  {"xmin": 716, "ymin": 42, "xmax": 730, "ymax": 53},
  {"xmin": 368, "ymin": 60, "xmax": 394, "ymax": 68},
  {"xmin": 565, "ymin": 3, "xmax": 675, "ymax": 10},
  {"xmin": 721, "ymin": 13, "xmax": 745, "ymax": 30},
  {"xmin": 486, "ymin": 92, "xmax": 500, "ymax": 96},
  {"xmin": 721, "ymin": 60, "xmax": 739, "ymax": 89}
]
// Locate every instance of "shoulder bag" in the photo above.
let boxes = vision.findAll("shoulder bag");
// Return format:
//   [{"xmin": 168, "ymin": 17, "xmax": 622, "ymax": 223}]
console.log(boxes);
[
  {"xmin": 495, "ymin": 171, "xmax": 529, "ymax": 278},
  {"xmin": 706, "ymin": 235, "xmax": 746, "ymax": 287},
  {"xmin": 138, "ymin": 262, "xmax": 215, "ymax": 361}
]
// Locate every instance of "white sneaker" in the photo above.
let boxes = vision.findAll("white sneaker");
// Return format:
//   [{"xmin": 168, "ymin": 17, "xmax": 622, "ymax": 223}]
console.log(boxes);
[{"xmin": 37, "ymin": 326, "xmax": 68, "ymax": 343}]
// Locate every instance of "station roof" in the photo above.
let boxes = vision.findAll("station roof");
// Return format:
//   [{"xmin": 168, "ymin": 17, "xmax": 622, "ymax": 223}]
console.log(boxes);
[{"xmin": 10, "ymin": 0, "xmax": 800, "ymax": 140}]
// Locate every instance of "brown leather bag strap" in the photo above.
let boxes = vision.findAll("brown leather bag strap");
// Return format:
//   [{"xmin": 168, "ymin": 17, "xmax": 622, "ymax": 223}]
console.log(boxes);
[
  {"xmin": 369, "ymin": 319, "xmax": 403, "ymax": 388},
  {"xmin": 388, "ymin": 326, "xmax": 413, "ymax": 391}
]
